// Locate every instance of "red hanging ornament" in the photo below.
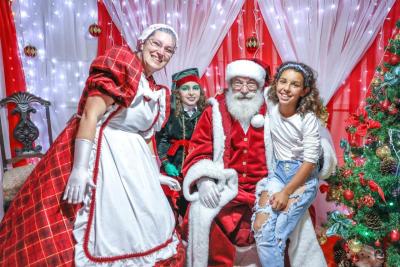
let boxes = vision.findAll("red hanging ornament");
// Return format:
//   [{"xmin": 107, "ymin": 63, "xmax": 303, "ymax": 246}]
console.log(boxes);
[
  {"xmin": 343, "ymin": 189, "xmax": 354, "ymax": 201},
  {"xmin": 351, "ymin": 254, "xmax": 360, "ymax": 263},
  {"xmin": 362, "ymin": 194, "xmax": 375, "ymax": 207},
  {"xmin": 89, "ymin": 23, "xmax": 102, "ymax": 37},
  {"xmin": 390, "ymin": 229, "xmax": 399, "ymax": 242},
  {"xmin": 319, "ymin": 184, "xmax": 329, "ymax": 193},
  {"xmin": 343, "ymin": 169, "xmax": 353, "ymax": 178},
  {"xmin": 374, "ymin": 240, "xmax": 381, "ymax": 247},
  {"xmin": 359, "ymin": 173, "xmax": 368, "ymax": 186},
  {"xmin": 23, "ymin": 44, "xmax": 37, "ymax": 58},
  {"xmin": 388, "ymin": 104, "xmax": 398, "ymax": 115},
  {"xmin": 380, "ymin": 99, "xmax": 391, "ymax": 111},
  {"xmin": 388, "ymin": 54, "xmax": 400, "ymax": 65},
  {"xmin": 245, "ymin": 35, "xmax": 259, "ymax": 53}
]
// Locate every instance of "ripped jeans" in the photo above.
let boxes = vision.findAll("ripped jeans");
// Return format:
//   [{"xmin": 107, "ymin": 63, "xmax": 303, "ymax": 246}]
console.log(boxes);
[{"xmin": 251, "ymin": 160, "xmax": 318, "ymax": 267}]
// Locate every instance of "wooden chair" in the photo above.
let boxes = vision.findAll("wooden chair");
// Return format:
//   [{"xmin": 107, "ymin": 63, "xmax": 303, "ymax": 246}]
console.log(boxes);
[{"xmin": 0, "ymin": 92, "xmax": 53, "ymax": 209}]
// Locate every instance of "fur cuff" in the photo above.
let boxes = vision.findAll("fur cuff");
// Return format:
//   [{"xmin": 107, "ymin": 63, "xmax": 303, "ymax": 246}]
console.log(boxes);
[
  {"xmin": 319, "ymin": 138, "xmax": 337, "ymax": 179},
  {"xmin": 183, "ymin": 159, "xmax": 226, "ymax": 202}
]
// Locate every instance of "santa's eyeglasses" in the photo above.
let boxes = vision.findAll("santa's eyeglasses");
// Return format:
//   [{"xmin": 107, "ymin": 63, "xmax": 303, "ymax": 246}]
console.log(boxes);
[{"xmin": 231, "ymin": 79, "xmax": 258, "ymax": 90}]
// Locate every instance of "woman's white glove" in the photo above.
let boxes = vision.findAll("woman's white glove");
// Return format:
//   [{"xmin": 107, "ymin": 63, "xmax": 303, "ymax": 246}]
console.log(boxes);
[
  {"xmin": 63, "ymin": 139, "xmax": 96, "ymax": 204},
  {"xmin": 197, "ymin": 178, "xmax": 221, "ymax": 208},
  {"xmin": 159, "ymin": 174, "xmax": 181, "ymax": 191}
]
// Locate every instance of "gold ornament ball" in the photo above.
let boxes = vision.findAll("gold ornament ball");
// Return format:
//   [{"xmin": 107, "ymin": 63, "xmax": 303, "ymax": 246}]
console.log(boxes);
[
  {"xmin": 318, "ymin": 234, "xmax": 328, "ymax": 245},
  {"xmin": 371, "ymin": 78, "xmax": 380, "ymax": 87},
  {"xmin": 395, "ymin": 34, "xmax": 400, "ymax": 40},
  {"xmin": 348, "ymin": 239, "xmax": 363, "ymax": 253},
  {"xmin": 376, "ymin": 145, "xmax": 391, "ymax": 159}
]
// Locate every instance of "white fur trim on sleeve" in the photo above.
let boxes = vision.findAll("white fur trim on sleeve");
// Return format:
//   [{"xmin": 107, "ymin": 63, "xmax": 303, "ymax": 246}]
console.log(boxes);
[
  {"xmin": 183, "ymin": 159, "xmax": 226, "ymax": 202},
  {"xmin": 319, "ymin": 138, "xmax": 337, "ymax": 179}
]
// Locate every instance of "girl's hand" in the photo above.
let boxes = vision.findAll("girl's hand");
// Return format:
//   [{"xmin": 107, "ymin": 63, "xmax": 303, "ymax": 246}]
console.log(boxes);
[{"xmin": 271, "ymin": 191, "xmax": 289, "ymax": 211}]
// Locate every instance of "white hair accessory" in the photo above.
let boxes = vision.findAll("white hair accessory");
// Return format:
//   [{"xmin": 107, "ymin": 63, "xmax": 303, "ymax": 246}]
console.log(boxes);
[{"xmin": 138, "ymin": 23, "xmax": 178, "ymax": 47}]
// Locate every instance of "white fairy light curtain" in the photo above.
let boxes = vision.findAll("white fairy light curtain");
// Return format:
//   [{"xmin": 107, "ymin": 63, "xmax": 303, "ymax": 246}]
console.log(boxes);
[
  {"xmin": 12, "ymin": 0, "xmax": 98, "ymax": 149},
  {"xmin": 102, "ymin": 0, "xmax": 245, "ymax": 88},
  {"xmin": 258, "ymin": 0, "xmax": 396, "ymax": 104}
]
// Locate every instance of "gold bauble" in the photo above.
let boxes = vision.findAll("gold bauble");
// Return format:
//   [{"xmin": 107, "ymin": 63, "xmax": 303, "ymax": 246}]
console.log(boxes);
[
  {"xmin": 318, "ymin": 234, "xmax": 328, "ymax": 245},
  {"xmin": 327, "ymin": 187, "xmax": 342, "ymax": 202},
  {"xmin": 395, "ymin": 34, "xmax": 400, "ymax": 41},
  {"xmin": 371, "ymin": 78, "xmax": 380, "ymax": 87},
  {"xmin": 376, "ymin": 145, "xmax": 391, "ymax": 159},
  {"xmin": 348, "ymin": 239, "xmax": 363, "ymax": 253}
]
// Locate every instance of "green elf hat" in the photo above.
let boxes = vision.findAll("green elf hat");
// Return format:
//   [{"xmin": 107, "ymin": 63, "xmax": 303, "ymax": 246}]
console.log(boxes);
[{"xmin": 171, "ymin": 68, "xmax": 200, "ymax": 91}]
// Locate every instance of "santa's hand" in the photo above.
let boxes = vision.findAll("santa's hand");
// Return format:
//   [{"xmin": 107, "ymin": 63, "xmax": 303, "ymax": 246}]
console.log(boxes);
[
  {"xmin": 197, "ymin": 178, "xmax": 221, "ymax": 208},
  {"xmin": 159, "ymin": 175, "xmax": 181, "ymax": 191}
]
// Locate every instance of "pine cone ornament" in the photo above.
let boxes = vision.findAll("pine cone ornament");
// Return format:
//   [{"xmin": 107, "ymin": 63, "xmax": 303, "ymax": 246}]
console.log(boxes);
[
  {"xmin": 380, "ymin": 157, "xmax": 397, "ymax": 175},
  {"xmin": 364, "ymin": 212, "xmax": 382, "ymax": 230}
]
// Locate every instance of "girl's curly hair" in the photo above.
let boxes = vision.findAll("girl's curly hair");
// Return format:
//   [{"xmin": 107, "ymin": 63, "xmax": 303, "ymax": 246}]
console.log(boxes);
[
  {"xmin": 268, "ymin": 61, "xmax": 325, "ymax": 119},
  {"xmin": 173, "ymin": 85, "xmax": 206, "ymax": 117}
]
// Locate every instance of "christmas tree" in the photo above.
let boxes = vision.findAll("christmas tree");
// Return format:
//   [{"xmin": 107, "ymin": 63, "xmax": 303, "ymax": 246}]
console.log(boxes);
[{"xmin": 324, "ymin": 21, "xmax": 400, "ymax": 266}]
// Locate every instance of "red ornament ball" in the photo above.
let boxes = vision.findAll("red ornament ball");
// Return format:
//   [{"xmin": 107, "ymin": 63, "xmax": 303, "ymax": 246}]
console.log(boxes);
[
  {"xmin": 381, "ymin": 99, "xmax": 391, "ymax": 110},
  {"xmin": 388, "ymin": 104, "xmax": 398, "ymax": 115},
  {"xmin": 390, "ymin": 229, "xmax": 399, "ymax": 242},
  {"xmin": 343, "ymin": 169, "xmax": 353, "ymax": 178},
  {"xmin": 23, "ymin": 44, "xmax": 37, "ymax": 58},
  {"xmin": 374, "ymin": 239, "xmax": 381, "ymax": 247},
  {"xmin": 389, "ymin": 54, "xmax": 400, "ymax": 65},
  {"xmin": 89, "ymin": 23, "xmax": 102, "ymax": 37},
  {"xmin": 343, "ymin": 189, "xmax": 354, "ymax": 201},
  {"xmin": 351, "ymin": 254, "xmax": 359, "ymax": 263},
  {"xmin": 245, "ymin": 36, "xmax": 259, "ymax": 53}
]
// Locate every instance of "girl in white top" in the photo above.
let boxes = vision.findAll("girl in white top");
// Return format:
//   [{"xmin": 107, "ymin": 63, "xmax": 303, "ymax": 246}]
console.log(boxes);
[{"xmin": 252, "ymin": 62, "xmax": 325, "ymax": 267}]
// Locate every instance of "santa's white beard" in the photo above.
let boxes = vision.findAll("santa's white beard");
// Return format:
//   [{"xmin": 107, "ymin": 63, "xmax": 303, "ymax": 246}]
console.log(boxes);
[{"xmin": 225, "ymin": 88, "xmax": 264, "ymax": 126}]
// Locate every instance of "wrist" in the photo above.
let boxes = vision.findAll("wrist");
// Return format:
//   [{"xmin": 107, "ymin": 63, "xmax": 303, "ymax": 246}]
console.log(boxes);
[{"xmin": 73, "ymin": 138, "xmax": 93, "ymax": 169}]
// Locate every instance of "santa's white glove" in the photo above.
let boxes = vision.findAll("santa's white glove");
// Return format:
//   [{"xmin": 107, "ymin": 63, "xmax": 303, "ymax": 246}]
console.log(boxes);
[
  {"xmin": 159, "ymin": 174, "xmax": 181, "ymax": 191},
  {"xmin": 63, "ymin": 139, "xmax": 96, "ymax": 204},
  {"xmin": 197, "ymin": 178, "xmax": 221, "ymax": 208}
]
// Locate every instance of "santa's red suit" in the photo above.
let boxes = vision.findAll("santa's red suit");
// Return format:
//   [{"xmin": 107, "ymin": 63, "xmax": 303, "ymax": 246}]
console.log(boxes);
[{"xmin": 182, "ymin": 60, "xmax": 335, "ymax": 267}]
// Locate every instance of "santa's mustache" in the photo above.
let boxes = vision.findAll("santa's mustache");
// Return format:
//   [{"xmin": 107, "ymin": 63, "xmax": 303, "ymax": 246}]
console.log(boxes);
[{"xmin": 233, "ymin": 91, "xmax": 256, "ymax": 100}]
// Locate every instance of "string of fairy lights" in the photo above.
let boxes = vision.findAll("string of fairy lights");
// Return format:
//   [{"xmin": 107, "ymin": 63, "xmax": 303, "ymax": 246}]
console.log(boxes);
[{"xmin": 11, "ymin": 0, "xmax": 98, "ymax": 150}]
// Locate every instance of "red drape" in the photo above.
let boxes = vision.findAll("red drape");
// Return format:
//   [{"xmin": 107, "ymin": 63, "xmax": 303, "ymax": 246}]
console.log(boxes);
[
  {"xmin": 97, "ymin": 0, "xmax": 124, "ymax": 56},
  {"xmin": 95, "ymin": 0, "xmax": 400, "ymax": 166},
  {"xmin": 200, "ymin": 0, "xmax": 281, "ymax": 95},
  {"xmin": 0, "ymin": 0, "xmax": 28, "ymax": 165}
]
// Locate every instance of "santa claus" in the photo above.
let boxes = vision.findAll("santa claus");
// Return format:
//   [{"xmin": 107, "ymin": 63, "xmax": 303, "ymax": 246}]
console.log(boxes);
[{"xmin": 182, "ymin": 59, "xmax": 336, "ymax": 267}]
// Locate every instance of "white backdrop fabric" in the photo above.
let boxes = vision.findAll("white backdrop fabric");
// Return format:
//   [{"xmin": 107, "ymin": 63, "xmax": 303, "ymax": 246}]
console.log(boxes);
[
  {"xmin": 258, "ymin": 0, "xmax": 395, "ymax": 103},
  {"xmin": 102, "ymin": 0, "xmax": 245, "ymax": 87}
]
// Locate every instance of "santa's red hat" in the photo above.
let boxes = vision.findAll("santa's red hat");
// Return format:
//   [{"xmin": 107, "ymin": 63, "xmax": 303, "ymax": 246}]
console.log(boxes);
[{"xmin": 226, "ymin": 59, "xmax": 267, "ymax": 88}]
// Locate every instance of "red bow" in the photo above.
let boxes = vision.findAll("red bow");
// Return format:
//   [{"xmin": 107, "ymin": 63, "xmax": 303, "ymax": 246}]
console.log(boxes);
[{"xmin": 167, "ymin": 139, "xmax": 191, "ymax": 156}]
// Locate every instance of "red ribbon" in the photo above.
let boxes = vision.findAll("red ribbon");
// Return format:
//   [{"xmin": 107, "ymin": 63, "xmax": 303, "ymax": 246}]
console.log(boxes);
[{"xmin": 167, "ymin": 139, "xmax": 190, "ymax": 156}]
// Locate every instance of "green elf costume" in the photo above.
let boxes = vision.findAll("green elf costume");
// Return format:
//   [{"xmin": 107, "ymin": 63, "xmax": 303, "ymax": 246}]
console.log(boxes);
[{"xmin": 156, "ymin": 68, "xmax": 205, "ymax": 217}]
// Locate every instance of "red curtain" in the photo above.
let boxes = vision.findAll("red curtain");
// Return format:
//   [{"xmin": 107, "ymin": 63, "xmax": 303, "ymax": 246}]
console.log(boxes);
[
  {"xmin": 200, "ymin": 0, "xmax": 281, "ymax": 96},
  {"xmin": 0, "ymin": 0, "xmax": 28, "ymax": 164},
  {"xmin": 97, "ymin": 0, "xmax": 124, "ymax": 56},
  {"xmin": 95, "ymin": 0, "xmax": 400, "ymax": 165}
]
